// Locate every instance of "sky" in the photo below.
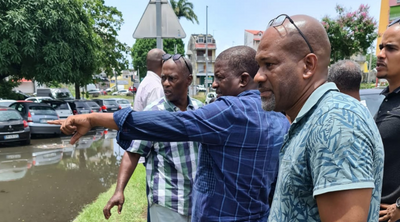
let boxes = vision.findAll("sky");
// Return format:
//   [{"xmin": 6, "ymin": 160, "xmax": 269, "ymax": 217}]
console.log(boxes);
[{"xmin": 104, "ymin": 0, "xmax": 382, "ymax": 68}]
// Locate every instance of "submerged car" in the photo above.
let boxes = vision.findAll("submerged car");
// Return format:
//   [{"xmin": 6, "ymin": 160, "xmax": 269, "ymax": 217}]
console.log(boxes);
[
  {"xmin": 9, "ymin": 102, "xmax": 61, "ymax": 135},
  {"xmin": 0, "ymin": 148, "xmax": 32, "ymax": 182},
  {"xmin": 360, "ymin": 88, "xmax": 385, "ymax": 117},
  {"xmin": 0, "ymin": 106, "xmax": 31, "ymax": 145}
]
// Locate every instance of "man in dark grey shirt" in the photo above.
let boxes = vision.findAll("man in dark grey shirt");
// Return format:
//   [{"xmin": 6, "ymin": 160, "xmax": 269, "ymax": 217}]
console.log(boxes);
[{"xmin": 375, "ymin": 18, "xmax": 400, "ymax": 222}]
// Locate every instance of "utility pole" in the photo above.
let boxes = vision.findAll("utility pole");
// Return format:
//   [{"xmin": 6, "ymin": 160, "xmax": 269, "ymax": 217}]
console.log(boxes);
[
  {"xmin": 156, "ymin": 0, "xmax": 163, "ymax": 49},
  {"xmin": 205, "ymin": 5, "xmax": 209, "ymax": 94},
  {"xmin": 367, "ymin": 45, "xmax": 373, "ymax": 83}
]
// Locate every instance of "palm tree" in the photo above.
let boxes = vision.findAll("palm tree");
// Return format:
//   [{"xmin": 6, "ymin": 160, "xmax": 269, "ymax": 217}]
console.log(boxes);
[{"xmin": 170, "ymin": 0, "xmax": 199, "ymax": 24}]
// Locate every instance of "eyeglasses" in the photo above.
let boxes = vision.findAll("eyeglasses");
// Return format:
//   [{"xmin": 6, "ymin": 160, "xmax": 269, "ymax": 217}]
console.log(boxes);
[
  {"xmin": 388, "ymin": 18, "xmax": 400, "ymax": 27},
  {"xmin": 268, "ymin": 14, "xmax": 314, "ymax": 54},
  {"xmin": 162, "ymin": 54, "xmax": 192, "ymax": 74}
]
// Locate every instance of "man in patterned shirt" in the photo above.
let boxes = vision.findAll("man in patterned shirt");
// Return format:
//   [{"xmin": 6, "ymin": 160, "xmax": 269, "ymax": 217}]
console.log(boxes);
[
  {"xmin": 255, "ymin": 14, "xmax": 384, "ymax": 221},
  {"xmin": 49, "ymin": 46, "xmax": 290, "ymax": 221},
  {"xmin": 103, "ymin": 54, "xmax": 202, "ymax": 221}
]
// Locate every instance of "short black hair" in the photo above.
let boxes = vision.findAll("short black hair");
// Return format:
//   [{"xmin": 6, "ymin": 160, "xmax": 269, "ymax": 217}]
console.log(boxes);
[
  {"xmin": 216, "ymin": 46, "xmax": 259, "ymax": 78},
  {"xmin": 328, "ymin": 60, "xmax": 362, "ymax": 92}
]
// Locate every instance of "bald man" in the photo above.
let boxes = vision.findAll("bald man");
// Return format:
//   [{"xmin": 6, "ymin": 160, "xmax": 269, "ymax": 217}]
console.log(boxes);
[
  {"xmin": 255, "ymin": 14, "xmax": 384, "ymax": 221},
  {"xmin": 134, "ymin": 48, "xmax": 165, "ymax": 111}
]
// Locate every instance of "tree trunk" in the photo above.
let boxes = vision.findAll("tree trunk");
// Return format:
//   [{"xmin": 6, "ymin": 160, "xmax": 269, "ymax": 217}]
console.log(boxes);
[{"xmin": 75, "ymin": 82, "xmax": 80, "ymax": 99}]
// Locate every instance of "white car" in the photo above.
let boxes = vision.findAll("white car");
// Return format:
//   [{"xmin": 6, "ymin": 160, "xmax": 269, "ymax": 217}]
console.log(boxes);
[
  {"xmin": 113, "ymin": 98, "xmax": 132, "ymax": 109},
  {"xmin": 112, "ymin": 89, "xmax": 131, "ymax": 96},
  {"xmin": 0, "ymin": 99, "xmax": 17, "ymax": 107},
  {"xmin": 25, "ymin": 97, "xmax": 53, "ymax": 103},
  {"xmin": 205, "ymin": 92, "xmax": 217, "ymax": 104}
]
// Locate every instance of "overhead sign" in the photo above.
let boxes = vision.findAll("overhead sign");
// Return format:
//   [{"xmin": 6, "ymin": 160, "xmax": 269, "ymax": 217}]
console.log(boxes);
[{"xmin": 133, "ymin": 0, "xmax": 186, "ymax": 39}]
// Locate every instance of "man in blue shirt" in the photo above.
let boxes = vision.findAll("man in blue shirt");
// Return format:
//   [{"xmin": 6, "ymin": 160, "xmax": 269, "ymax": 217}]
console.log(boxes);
[
  {"xmin": 49, "ymin": 46, "xmax": 290, "ymax": 221},
  {"xmin": 254, "ymin": 14, "xmax": 384, "ymax": 222}
]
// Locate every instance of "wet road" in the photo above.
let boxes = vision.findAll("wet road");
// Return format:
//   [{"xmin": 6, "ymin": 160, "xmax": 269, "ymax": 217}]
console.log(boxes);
[{"xmin": 0, "ymin": 129, "xmax": 125, "ymax": 222}]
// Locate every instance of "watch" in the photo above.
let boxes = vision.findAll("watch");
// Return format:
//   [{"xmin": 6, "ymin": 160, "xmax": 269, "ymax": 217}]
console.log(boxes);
[{"xmin": 396, "ymin": 197, "xmax": 400, "ymax": 208}]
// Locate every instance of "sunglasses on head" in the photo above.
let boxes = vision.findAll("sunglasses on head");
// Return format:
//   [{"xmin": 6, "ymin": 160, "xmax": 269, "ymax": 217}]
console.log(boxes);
[
  {"xmin": 389, "ymin": 18, "xmax": 400, "ymax": 27},
  {"xmin": 268, "ymin": 14, "xmax": 314, "ymax": 54},
  {"xmin": 162, "ymin": 54, "xmax": 192, "ymax": 74}
]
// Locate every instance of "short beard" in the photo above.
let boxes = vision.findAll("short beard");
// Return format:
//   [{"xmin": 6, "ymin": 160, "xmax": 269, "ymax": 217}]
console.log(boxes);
[{"xmin": 261, "ymin": 94, "xmax": 276, "ymax": 111}]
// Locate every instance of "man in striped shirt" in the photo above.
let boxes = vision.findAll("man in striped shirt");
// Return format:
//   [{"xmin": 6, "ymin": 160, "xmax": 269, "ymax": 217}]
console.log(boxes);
[{"xmin": 103, "ymin": 54, "xmax": 202, "ymax": 221}]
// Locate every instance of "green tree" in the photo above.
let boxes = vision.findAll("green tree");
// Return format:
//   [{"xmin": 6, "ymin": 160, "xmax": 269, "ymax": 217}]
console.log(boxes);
[
  {"xmin": 322, "ymin": 4, "xmax": 378, "ymax": 64},
  {"xmin": 0, "ymin": 0, "xmax": 99, "ymax": 99},
  {"xmin": 84, "ymin": 0, "xmax": 129, "ymax": 79},
  {"xmin": 170, "ymin": 0, "xmax": 199, "ymax": 24},
  {"xmin": 131, "ymin": 39, "xmax": 185, "ymax": 78}
]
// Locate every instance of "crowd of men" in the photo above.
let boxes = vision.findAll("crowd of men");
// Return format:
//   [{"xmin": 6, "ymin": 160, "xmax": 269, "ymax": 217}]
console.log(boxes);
[{"xmin": 48, "ymin": 14, "xmax": 400, "ymax": 222}]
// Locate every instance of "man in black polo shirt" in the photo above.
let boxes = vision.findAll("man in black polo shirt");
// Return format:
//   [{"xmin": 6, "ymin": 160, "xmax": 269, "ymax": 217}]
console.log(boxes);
[{"xmin": 376, "ymin": 18, "xmax": 400, "ymax": 222}]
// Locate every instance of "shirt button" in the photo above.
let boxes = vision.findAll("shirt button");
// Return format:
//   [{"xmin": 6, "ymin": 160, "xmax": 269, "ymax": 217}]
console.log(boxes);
[
  {"xmin": 379, "ymin": 111, "xmax": 381, "ymax": 113},
  {"xmin": 385, "ymin": 99, "xmax": 388, "ymax": 102},
  {"xmin": 387, "ymin": 111, "xmax": 390, "ymax": 113}
]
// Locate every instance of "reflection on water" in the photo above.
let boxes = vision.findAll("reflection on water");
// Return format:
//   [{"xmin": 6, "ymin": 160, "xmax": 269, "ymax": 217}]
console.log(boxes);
[{"xmin": 0, "ymin": 129, "xmax": 126, "ymax": 222}]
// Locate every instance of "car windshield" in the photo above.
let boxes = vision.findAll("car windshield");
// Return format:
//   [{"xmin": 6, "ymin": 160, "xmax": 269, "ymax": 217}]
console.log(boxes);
[
  {"xmin": 0, "ymin": 110, "xmax": 22, "ymax": 121},
  {"xmin": 87, "ymin": 101, "xmax": 100, "ymax": 108},
  {"xmin": 75, "ymin": 102, "xmax": 90, "ymax": 109},
  {"xmin": 29, "ymin": 106, "xmax": 57, "ymax": 115},
  {"xmin": 117, "ymin": 100, "xmax": 130, "ymax": 104},
  {"xmin": 51, "ymin": 103, "xmax": 69, "ymax": 110},
  {"xmin": 104, "ymin": 100, "xmax": 118, "ymax": 105}
]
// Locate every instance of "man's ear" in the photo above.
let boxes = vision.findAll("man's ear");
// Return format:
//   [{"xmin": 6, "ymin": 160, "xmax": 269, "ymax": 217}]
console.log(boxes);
[
  {"xmin": 303, "ymin": 54, "xmax": 318, "ymax": 80},
  {"xmin": 239, "ymin": 72, "xmax": 251, "ymax": 87},
  {"xmin": 187, "ymin": 74, "xmax": 193, "ymax": 87}
]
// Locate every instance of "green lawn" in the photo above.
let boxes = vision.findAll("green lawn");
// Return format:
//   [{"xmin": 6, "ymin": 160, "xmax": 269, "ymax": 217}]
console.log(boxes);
[{"xmin": 73, "ymin": 165, "xmax": 147, "ymax": 222}]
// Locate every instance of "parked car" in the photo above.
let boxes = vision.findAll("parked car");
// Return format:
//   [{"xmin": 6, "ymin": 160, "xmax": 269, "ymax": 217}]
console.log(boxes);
[
  {"xmin": 111, "ymin": 98, "xmax": 132, "ymax": 109},
  {"xmin": 67, "ymin": 100, "xmax": 92, "ymax": 115},
  {"xmin": 85, "ymin": 101, "xmax": 103, "ymax": 113},
  {"xmin": 205, "ymin": 92, "xmax": 217, "ymax": 104},
  {"xmin": 9, "ymin": 102, "xmax": 61, "ymax": 135},
  {"xmin": 92, "ymin": 99, "xmax": 121, "ymax": 113},
  {"xmin": 41, "ymin": 99, "xmax": 73, "ymax": 119},
  {"xmin": 25, "ymin": 97, "xmax": 53, "ymax": 103},
  {"xmin": 87, "ymin": 89, "xmax": 100, "ymax": 97},
  {"xmin": 196, "ymin": 85, "xmax": 206, "ymax": 92},
  {"xmin": 112, "ymin": 89, "xmax": 133, "ymax": 96},
  {"xmin": 0, "ymin": 106, "xmax": 31, "ymax": 145},
  {"xmin": 360, "ymin": 88, "xmax": 385, "ymax": 116},
  {"xmin": 36, "ymin": 88, "xmax": 74, "ymax": 100},
  {"xmin": 0, "ymin": 99, "xmax": 17, "ymax": 107}
]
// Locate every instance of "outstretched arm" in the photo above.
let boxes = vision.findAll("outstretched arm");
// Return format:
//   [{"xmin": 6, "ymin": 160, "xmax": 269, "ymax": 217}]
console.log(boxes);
[
  {"xmin": 103, "ymin": 152, "xmax": 140, "ymax": 220},
  {"xmin": 48, "ymin": 113, "xmax": 117, "ymax": 144}
]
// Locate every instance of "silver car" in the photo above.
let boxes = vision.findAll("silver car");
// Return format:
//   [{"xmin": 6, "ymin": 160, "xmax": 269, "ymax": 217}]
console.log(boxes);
[
  {"xmin": 9, "ymin": 102, "xmax": 61, "ymax": 135},
  {"xmin": 112, "ymin": 98, "xmax": 132, "ymax": 109}
]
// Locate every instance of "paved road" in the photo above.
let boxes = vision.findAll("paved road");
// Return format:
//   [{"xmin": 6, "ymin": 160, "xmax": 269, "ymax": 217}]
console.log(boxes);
[{"xmin": 0, "ymin": 129, "xmax": 124, "ymax": 222}]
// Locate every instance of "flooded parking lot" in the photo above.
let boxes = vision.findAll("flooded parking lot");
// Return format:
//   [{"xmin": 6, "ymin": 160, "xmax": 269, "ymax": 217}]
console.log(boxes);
[{"xmin": 0, "ymin": 129, "xmax": 124, "ymax": 222}]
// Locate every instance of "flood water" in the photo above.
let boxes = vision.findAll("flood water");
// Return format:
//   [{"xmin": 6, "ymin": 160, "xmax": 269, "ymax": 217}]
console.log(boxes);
[{"xmin": 0, "ymin": 129, "xmax": 125, "ymax": 222}]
